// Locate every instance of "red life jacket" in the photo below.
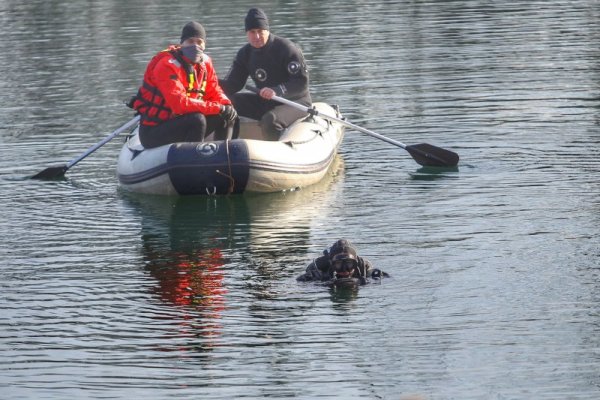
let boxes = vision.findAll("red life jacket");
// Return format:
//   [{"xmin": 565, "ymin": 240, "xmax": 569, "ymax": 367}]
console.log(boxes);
[{"xmin": 131, "ymin": 46, "xmax": 208, "ymax": 126}]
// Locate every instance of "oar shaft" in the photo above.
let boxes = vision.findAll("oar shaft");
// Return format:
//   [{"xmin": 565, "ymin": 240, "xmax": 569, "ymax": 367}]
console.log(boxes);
[
  {"xmin": 245, "ymin": 85, "xmax": 459, "ymax": 167},
  {"xmin": 66, "ymin": 115, "xmax": 140, "ymax": 168},
  {"xmin": 269, "ymin": 93, "xmax": 408, "ymax": 149},
  {"xmin": 32, "ymin": 114, "xmax": 141, "ymax": 180}
]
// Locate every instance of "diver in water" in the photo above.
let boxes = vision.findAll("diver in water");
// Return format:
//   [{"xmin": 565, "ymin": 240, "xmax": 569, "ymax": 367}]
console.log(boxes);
[{"xmin": 297, "ymin": 239, "xmax": 389, "ymax": 287}]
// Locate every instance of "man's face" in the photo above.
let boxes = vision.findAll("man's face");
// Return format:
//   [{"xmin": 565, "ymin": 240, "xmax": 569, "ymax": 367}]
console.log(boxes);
[
  {"xmin": 246, "ymin": 28, "xmax": 269, "ymax": 48},
  {"xmin": 331, "ymin": 257, "xmax": 358, "ymax": 279},
  {"xmin": 181, "ymin": 37, "xmax": 206, "ymax": 50}
]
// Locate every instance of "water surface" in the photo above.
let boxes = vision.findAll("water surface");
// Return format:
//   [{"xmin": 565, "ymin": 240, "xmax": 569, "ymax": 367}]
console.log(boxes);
[{"xmin": 1, "ymin": 1, "xmax": 599, "ymax": 399}]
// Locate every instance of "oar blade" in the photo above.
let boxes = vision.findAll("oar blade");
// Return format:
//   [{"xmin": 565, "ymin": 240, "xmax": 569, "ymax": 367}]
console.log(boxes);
[
  {"xmin": 405, "ymin": 143, "xmax": 460, "ymax": 167},
  {"xmin": 31, "ymin": 165, "xmax": 68, "ymax": 180}
]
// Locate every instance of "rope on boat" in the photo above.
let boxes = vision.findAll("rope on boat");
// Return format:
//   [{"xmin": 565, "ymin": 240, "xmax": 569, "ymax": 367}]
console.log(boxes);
[{"xmin": 215, "ymin": 139, "xmax": 235, "ymax": 194}]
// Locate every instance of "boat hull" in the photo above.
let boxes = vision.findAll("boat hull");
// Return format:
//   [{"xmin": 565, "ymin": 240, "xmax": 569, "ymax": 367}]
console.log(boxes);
[{"xmin": 116, "ymin": 102, "xmax": 344, "ymax": 195}]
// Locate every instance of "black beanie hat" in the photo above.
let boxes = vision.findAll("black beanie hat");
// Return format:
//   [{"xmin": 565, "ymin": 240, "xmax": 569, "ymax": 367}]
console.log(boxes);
[
  {"xmin": 245, "ymin": 8, "xmax": 269, "ymax": 31},
  {"xmin": 180, "ymin": 21, "xmax": 206, "ymax": 43}
]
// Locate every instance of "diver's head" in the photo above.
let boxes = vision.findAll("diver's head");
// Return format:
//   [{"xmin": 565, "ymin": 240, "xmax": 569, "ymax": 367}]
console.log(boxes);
[{"xmin": 328, "ymin": 239, "xmax": 358, "ymax": 279}]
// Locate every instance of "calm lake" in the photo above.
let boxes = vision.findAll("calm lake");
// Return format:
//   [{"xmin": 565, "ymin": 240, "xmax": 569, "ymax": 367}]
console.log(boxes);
[{"xmin": 1, "ymin": 1, "xmax": 599, "ymax": 399}]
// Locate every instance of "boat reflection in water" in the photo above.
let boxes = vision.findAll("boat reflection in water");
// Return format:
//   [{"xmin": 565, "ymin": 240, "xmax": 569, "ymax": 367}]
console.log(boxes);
[
  {"xmin": 123, "ymin": 193, "xmax": 234, "ymax": 347},
  {"xmin": 229, "ymin": 156, "xmax": 344, "ymax": 302},
  {"xmin": 120, "ymin": 156, "xmax": 344, "ymax": 345}
]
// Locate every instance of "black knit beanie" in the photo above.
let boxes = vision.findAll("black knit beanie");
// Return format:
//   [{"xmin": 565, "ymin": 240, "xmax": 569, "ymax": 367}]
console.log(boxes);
[
  {"xmin": 245, "ymin": 8, "xmax": 269, "ymax": 31},
  {"xmin": 180, "ymin": 21, "xmax": 206, "ymax": 43}
]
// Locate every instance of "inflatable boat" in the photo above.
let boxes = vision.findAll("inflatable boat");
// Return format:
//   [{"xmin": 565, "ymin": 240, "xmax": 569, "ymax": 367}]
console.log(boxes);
[{"xmin": 116, "ymin": 102, "xmax": 345, "ymax": 195}]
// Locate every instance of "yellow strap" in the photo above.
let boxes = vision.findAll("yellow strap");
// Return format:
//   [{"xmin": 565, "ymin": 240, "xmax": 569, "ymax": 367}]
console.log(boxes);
[{"xmin": 188, "ymin": 72, "xmax": 195, "ymax": 92}]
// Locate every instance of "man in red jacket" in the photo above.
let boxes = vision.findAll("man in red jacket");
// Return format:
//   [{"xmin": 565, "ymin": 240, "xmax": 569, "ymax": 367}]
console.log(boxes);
[{"xmin": 131, "ymin": 21, "xmax": 237, "ymax": 148}]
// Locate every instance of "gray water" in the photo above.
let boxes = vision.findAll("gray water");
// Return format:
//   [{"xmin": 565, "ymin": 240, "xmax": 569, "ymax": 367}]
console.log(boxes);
[{"xmin": 1, "ymin": 1, "xmax": 599, "ymax": 399}]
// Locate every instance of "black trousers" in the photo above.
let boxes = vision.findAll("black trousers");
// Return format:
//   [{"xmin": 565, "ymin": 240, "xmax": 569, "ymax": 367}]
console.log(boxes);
[
  {"xmin": 230, "ymin": 93, "xmax": 308, "ymax": 140},
  {"xmin": 139, "ymin": 113, "xmax": 228, "ymax": 149}
]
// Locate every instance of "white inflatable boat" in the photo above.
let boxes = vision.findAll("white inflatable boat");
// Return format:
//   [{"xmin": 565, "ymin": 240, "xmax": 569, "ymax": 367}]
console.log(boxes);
[{"xmin": 116, "ymin": 102, "xmax": 345, "ymax": 195}]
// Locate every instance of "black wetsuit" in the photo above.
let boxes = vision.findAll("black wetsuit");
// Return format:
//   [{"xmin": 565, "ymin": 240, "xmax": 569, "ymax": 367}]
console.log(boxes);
[
  {"xmin": 297, "ymin": 253, "xmax": 388, "ymax": 285},
  {"xmin": 219, "ymin": 34, "xmax": 311, "ymax": 140}
]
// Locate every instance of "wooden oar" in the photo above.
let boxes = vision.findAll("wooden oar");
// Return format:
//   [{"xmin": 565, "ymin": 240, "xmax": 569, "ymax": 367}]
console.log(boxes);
[
  {"xmin": 246, "ymin": 86, "xmax": 459, "ymax": 167},
  {"xmin": 32, "ymin": 115, "xmax": 140, "ymax": 180}
]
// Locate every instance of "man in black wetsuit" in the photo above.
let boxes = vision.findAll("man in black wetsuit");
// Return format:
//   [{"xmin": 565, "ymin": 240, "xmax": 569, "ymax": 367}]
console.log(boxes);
[
  {"xmin": 297, "ymin": 239, "xmax": 389, "ymax": 287},
  {"xmin": 219, "ymin": 8, "xmax": 311, "ymax": 140}
]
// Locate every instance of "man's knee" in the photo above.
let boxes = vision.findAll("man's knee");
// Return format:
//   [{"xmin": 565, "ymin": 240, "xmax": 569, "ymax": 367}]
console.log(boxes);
[
  {"xmin": 186, "ymin": 112, "xmax": 206, "ymax": 127},
  {"xmin": 180, "ymin": 113, "xmax": 207, "ymax": 142},
  {"xmin": 260, "ymin": 111, "xmax": 282, "ymax": 141}
]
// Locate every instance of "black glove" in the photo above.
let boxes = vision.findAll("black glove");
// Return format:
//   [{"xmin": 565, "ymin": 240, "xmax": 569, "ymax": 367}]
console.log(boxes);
[
  {"xmin": 370, "ymin": 269, "xmax": 389, "ymax": 279},
  {"xmin": 220, "ymin": 105, "xmax": 238, "ymax": 122}
]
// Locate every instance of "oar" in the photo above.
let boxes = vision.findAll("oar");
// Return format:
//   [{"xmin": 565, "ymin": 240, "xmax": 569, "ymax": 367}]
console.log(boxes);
[
  {"xmin": 32, "ymin": 115, "xmax": 140, "ymax": 179},
  {"xmin": 245, "ymin": 86, "xmax": 459, "ymax": 167}
]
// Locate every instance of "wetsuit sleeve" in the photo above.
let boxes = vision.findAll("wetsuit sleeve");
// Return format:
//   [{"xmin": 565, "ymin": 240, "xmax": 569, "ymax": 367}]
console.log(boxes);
[
  {"xmin": 297, "ymin": 255, "xmax": 331, "ymax": 281},
  {"xmin": 219, "ymin": 48, "xmax": 250, "ymax": 97},
  {"xmin": 153, "ymin": 58, "xmax": 222, "ymax": 115},
  {"xmin": 297, "ymin": 261, "xmax": 321, "ymax": 282},
  {"xmin": 269, "ymin": 41, "xmax": 309, "ymax": 100},
  {"xmin": 361, "ymin": 257, "xmax": 389, "ymax": 279}
]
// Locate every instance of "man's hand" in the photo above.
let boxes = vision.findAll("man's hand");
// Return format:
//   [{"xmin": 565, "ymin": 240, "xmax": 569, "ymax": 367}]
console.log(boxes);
[
  {"xmin": 219, "ymin": 105, "xmax": 238, "ymax": 122},
  {"xmin": 259, "ymin": 87, "xmax": 275, "ymax": 100}
]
